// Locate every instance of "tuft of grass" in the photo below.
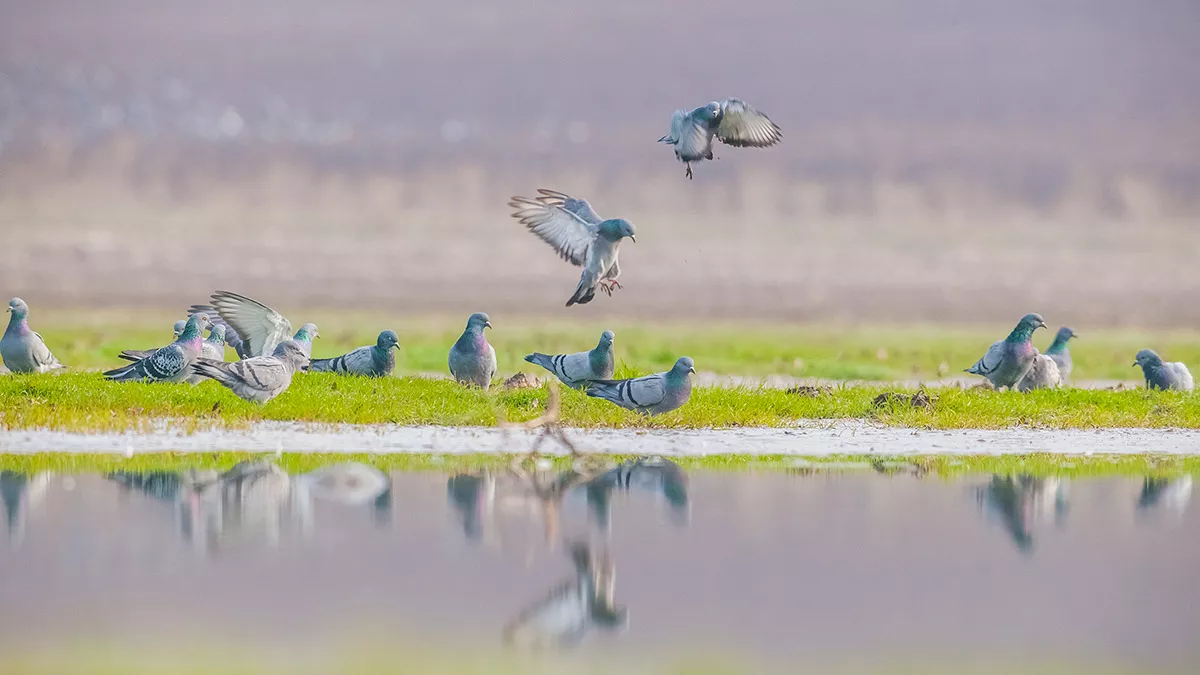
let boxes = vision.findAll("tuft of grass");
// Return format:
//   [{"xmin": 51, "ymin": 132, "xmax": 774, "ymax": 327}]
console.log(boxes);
[
  {"xmin": 0, "ymin": 451, "xmax": 1197, "ymax": 478},
  {"xmin": 16, "ymin": 312, "xmax": 1200, "ymax": 382},
  {"xmin": 1, "ymin": 372, "xmax": 1198, "ymax": 432}
]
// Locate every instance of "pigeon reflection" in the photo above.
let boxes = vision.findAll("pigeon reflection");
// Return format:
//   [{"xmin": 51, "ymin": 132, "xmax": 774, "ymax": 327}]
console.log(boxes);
[
  {"xmin": 447, "ymin": 456, "xmax": 689, "ymax": 544},
  {"xmin": 108, "ymin": 460, "xmax": 391, "ymax": 552},
  {"xmin": 975, "ymin": 475, "xmax": 1068, "ymax": 554},
  {"xmin": 1137, "ymin": 476, "xmax": 1192, "ymax": 518},
  {"xmin": 1, "ymin": 471, "xmax": 53, "ymax": 546},
  {"xmin": 502, "ymin": 541, "xmax": 627, "ymax": 649}
]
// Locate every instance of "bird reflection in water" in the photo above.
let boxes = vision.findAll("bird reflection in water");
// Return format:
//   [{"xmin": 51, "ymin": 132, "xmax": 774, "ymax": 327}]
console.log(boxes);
[
  {"xmin": 976, "ymin": 474, "xmax": 1068, "ymax": 553},
  {"xmin": 108, "ymin": 460, "xmax": 391, "ymax": 553},
  {"xmin": 1137, "ymin": 476, "xmax": 1192, "ymax": 519},
  {"xmin": 1, "ymin": 470, "xmax": 53, "ymax": 547},
  {"xmin": 502, "ymin": 541, "xmax": 627, "ymax": 649}
]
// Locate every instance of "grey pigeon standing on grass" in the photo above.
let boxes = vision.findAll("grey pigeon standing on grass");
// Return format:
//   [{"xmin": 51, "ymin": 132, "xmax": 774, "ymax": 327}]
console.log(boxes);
[
  {"xmin": 659, "ymin": 98, "xmax": 782, "ymax": 179},
  {"xmin": 1, "ymin": 298, "xmax": 65, "ymax": 374},
  {"xmin": 308, "ymin": 330, "xmax": 400, "ymax": 377},
  {"xmin": 1133, "ymin": 349, "xmax": 1194, "ymax": 392},
  {"xmin": 966, "ymin": 313, "xmax": 1047, "ymax": 390},
  {"xmin": 187, "ymin": 304, "xmax": 252, "ymax": 360},
  {"xmin": 1045, "ymin": 327, "xmax": 1077, "ymax": 382},
  {"xmin": 105, "ymin": 313, "xmax": 212, "ymax": 383},
  {"xmin": 191, "ymin": 340, "xmax": 308, "ymax": 403},
  {"xmin": 586, "ymin": 356, "xmax": 695, "ymax": 415},
  {"xmin": 196, "ymin": 291, "xmax": 318, "ymax": 361},
  {"xmin": 525, "ymin": 330, "xmax": 615, "ymax": 388},
  {"xmin": 509, "ymin": 190, "xmax": 636, "ymax": 307},
  {"xmin": 1016, "ymin": 354, "xmax": 1062, "ymax": 392},
  {"xmin": 449, "ymin": 313, "xmax": 496, "ymax": 390}
]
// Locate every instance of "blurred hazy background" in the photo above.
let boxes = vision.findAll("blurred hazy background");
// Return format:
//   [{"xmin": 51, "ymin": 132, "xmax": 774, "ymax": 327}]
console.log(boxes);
[{"xmin": 1, "ymin": 0, "xmax": 1198, "ymax": 325}]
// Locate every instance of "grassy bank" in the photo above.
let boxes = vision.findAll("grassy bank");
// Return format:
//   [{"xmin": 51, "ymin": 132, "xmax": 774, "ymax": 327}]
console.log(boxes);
[
  {"xmin": 0, "ymin": 371, "xmax": 1197, "ymax": 433},
  {"xmin": 14, "ymin": 312, "xmax": 1200, "ymax": 382}
]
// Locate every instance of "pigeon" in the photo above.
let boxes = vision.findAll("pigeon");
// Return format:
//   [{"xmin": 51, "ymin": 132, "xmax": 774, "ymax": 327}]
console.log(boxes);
[
  {"xmin": 1045, "ymin": 327, "xmax": 1078, "ymax": 382},
  {"xmin": 307, "ymin": 330, "xmax": 400, "ymax": 377},
  {"xmin": 1016, "ymin": 353, "xmax": 1062, "ymax": 392},
  {"xmin": 586, "ymin": 356, "xmax": 695, "ymax": 415},
  {"xmin": 502, "ymin": 542, "xmax": 627, "ymax": 649},
  {"xmin": 965, "ymin": 313, "xmax": 1047, "ymax": 390},
  {"xmin": 121, "ymin": 324, "xmax": 227, "ymax": 366},
  {"xmin": 658, "ymin": 98, "xmax": 782, "ymax": 178},
  {"xmin": 524, "ymin": 330, "xmax": 615, "ymax": 388},
  {"xmin": 186, "ymin": 304, "xmax": 252, "ymax": 360},
  {"xmin": 449, "ymin": 313, "xmax": 496, "ymax": 390},
  {"xmin": 172, "ymin": 320, "xmax": 187, "ymax": 338},
  {"xmin": 191, "ymin": 340, "xmax": 309, "ymax": 403},
  {"xmin": 1133, "ymin": 349, "xmax": 1194, "ymax": 392},
  {"xmin": 508, "ymin": 190, "xmax": 636, "ymax": 307},
  {"xmin": 195, "ymin": 291, "xmax": 317, "ymax": 360},
  {"xmin": 1, "ymin": 298, "xmax": 65, "ymax": 374},
  {"xmin": 104, "ymin": 313, "xmax": 213, "ymax": 383}
]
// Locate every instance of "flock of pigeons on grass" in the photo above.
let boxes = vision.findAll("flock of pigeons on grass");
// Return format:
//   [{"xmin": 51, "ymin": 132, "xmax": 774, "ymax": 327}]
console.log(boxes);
[{"xmin": 0, "ymin": 99, "xmax": 1194, "ymax": 408}]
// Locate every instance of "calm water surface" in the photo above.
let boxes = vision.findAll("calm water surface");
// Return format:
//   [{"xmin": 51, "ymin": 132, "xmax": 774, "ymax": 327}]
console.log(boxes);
[{"xmin": 0, "ymin": 459, "xmax": 1196, "ymax": 673}]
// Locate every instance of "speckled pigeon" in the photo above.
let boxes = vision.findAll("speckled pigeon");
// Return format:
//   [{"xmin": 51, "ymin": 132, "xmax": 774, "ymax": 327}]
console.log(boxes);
[
  {"xmin": 525, "ymin": 330, "xmax": 615, "ymax": 388},
  {"xmin": 448, "ymin": 312, "xmax": 496, "ymax": 390},
  {"xmin": 308, "ymin": 330, "xmax": 400, "ymax": 377},
  {"xmin": 191, "ymin": 340, "xmax": 308, "ymax": 403},
  {"xmin": 509, "ymin": 190, "xmax": 636, "ymax": 307},
  {"xmin": 1045, "ymin": 327, "xmax": 1077, "ymax": 382},
  {"xmin": 1016, "ymin": 353, "xmax": 1062, "ymax": 392},
  {"xmin": 104, "ymin": 313, "xmax": 212, "ymax": 383},
  {"xmin": 121, "ymin": 323, "xmax": 227, "ymax": 367},
  {"xmin": 658, "ymin": 98, "xmax": 782, "ymax": 178},
  {"xmin": 1, "ymin": 298, "xmax": 65, "ymax": 374},
  {"xmin": 197, "ymin": 291, "xmax": 317, "ymax": 361},
  {"xmin": 187, "ymin": 304, "xmax": 251, "ymax": 359},
  {"xmin": 1133, "ymin": 349, "xmax": 1194, "ymax": 392},
  {"xmin": 965, "ymin": 313, "xmax": 1047, "ymax": 390},
  {"xmin": 586, "ymin": 356, "xmax": 695, "ymax": 415}
]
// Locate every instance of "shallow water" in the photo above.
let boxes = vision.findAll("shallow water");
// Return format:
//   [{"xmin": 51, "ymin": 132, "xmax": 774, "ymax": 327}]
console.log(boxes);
[{"xmin": 1, "ymin": 460, "xmax": 1197, "ymax": 674}]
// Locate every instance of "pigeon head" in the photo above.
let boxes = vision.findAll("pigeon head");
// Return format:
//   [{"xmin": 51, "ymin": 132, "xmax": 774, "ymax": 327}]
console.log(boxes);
[
  {"xmin": 1134, "ymin": 349, "xmax": 1163, "ymax": 369},
  {"xmin": 598, "ymin": 219, "xmax": 636, "ymax": 243},
  {"xmin": 1047, "ymin": 326, "xmax": 1077, "ymax": 354},
  {"xmin": 181, "ymin": 313, "xmax": 213, "ymax": 340},
  {"xmin": 295, "ymin": 323, "xmax": 319, "ymax": 342},
  {"xmin": 598, "ymin": 330, "xmax": 615, "ymax": 347},
  {"xmin": 671, "ymin": 356, "xmax": 696, "ymax": 376},
  {"xmin": 172, "ymin": 320, "xmax": 187, "ymax": 338},
  {"xmin": 276, "ymin": 340, "xmax": 308, "ymax": 367},
  {"xmin": 1006, "ymin": 313, "xmax": 1046, "ymax": 342},
  {"xmin": 207, "ymin": 324, "xmax": 227, "ymax": 343},
  {"xmin": 377, "ymin": 329, "xmax": 401, "ymax": 351},
  {"xmin": 466, "ymin": 312, "xmax": 492, "ymax": 331},
  {"xmin": 699, "ymin": 102, "xmax": 722, "ymax": 121},
  {"xmin": 6, "ymin": 298, "xmax": 28, "ymax": 320}
]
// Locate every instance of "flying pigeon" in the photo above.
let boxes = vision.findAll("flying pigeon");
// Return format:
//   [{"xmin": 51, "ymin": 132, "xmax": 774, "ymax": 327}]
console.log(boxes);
[
  {"xmin": 191, "ymin": 340, "xmax": 309, "ymax": 403},
  {"xmin": 448, "ymin": 312, "xmax": 496, "ymax": 390},
  {"xmin": 1, "ymin": 298, "xmax": 65, "ymax": 374},
  {"xmin": 1016, "ymin": 353, "xmax": 1062, "ymax": 392},
  {"xmin": 524, "ymin": 330, "xmax": 615, "ymax": 388},
  {"xmin": 965, "ymin": 313, "xmax": 1047, "ymax": 390},
  {"xmin": 1133, "ymin": 349, "xmax": 1194, "ymax": 392},
  {"xmin": 586, "ymin": 356, "xmax": 695, "ymax": 415},
  {"xmin": 1045, "ymin": 327, "xmax": 1077, "ymax": 382},
  {"xmin": 508, "ymin": 189, "xmax": 636, "ymax": 307},
  {"xmin": 307, "ymin": 330, "xmax": 400, "ymax": 377},
  {"xmin": 658, "ymin": 98, "xmax": 782, "ymax": 178},
  {"xmin": 104, "ymin": 313, "xmax": 213, "ymax": 383},
  {"xmin": 196, "ymin": 291, "xmax": 317, "ymax": 360}
]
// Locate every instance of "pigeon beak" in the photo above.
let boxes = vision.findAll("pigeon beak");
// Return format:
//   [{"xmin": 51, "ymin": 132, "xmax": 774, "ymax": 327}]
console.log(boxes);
[
  {"xmin": 1132, "ymin": 362, "xmax": 1139, "ymax": 367},
  {"xmin": 630, "ymin": 235, "xmax": 637, "ymax": 243},
  {"xmin": 688, "ymin": 367, "xmax": 696, "ymax": 374},
  {"xmin": 393, "ymin": 344, "xmax": 401, "ymax": 351},
  {"xmin": 485, "ymin": 321, "xmax": 492, "ymax": 329}
]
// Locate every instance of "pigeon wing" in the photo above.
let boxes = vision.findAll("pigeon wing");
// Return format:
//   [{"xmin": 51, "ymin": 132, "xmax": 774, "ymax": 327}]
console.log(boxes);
[
  {"xmin": 967, "ymin": 341, "xmax": 1006, "ymax": 376},
  {"xmin": 508, "ymin": 191, "xmax": 598, "ymax": 267},
  {"xmin": 207, "ymin": 291, "xmax": 292, "ymax": 358},
  {"xmin": 716, "ymin": 98, "xmax": 782, "ymax": 148}
]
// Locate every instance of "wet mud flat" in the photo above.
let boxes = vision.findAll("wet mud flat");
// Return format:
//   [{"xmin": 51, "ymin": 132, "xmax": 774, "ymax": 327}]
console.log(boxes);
[
  {"xmin": 0, "ymin": 461, "xmax": 1196, "ymax": 674},
  {"xmin": 3, "ymin": 421, "xmax": 1200, "ymax": 455}
]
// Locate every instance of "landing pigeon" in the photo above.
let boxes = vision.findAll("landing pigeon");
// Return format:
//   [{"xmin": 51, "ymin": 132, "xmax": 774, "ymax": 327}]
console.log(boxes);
[
  {"xmin": 586, "ymin": 356, "xmax": 695, "ymax": 415},
  {"xmin": 508, "ymin": 190, "xmax": 636, "ymax": 307},
  {"xmin": 1, "ymin": 298, "xmax": 65, "ymax": 374},
  {"xmin": 965, "ymin": 313, "xmax": 1047, "ymax": 390},
  {"xmin": 658, "ymin": 98, "xmax": 782, "ymax": 178},
  {"xmin": 448, "ymin": 313, "xmax": 496, "ymax": 390},
  {"xmin": 524, "ymin": 330, "xmax": 615, "ymax": 388},
  {"xmin": 308, "ymin": 330, "xmax": 400, "ymax": 377}
]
